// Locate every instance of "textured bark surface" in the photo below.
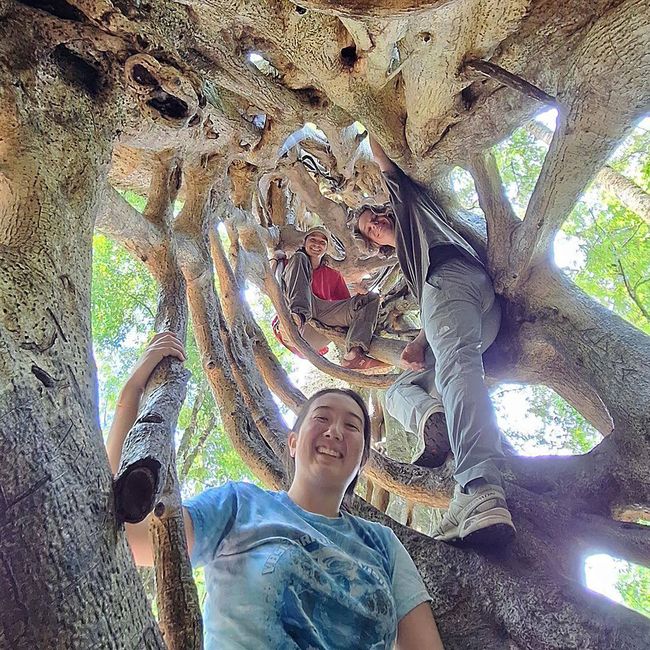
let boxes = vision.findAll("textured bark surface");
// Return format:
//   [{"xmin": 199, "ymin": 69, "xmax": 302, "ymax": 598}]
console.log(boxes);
[
  {"xmin": 2, "ymin": 0, "xmax": 649, "ymax": 648},
  {"xmin": 0, "ymin": 8, "xmax": 165, "ymax": 649}
]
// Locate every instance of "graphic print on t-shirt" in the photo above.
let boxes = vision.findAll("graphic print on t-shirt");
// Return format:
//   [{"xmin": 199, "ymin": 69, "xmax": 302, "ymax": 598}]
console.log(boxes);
[{"xmin": 274, "ymin": 542, "xmax": 394, "ymax": 649}]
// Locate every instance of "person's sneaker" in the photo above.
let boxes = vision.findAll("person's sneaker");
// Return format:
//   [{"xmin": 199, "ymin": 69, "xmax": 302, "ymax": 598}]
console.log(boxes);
[
  {"xmin": 413, "ymin": 412, "xmax": 451, "ymax": 468},
  {"xmin": 341, "ymin": 352, "xmax": 390, "ymax": 374},
  {"xmin": 433, "ymin": 483, "xmax": 516, "ymax": 546}
]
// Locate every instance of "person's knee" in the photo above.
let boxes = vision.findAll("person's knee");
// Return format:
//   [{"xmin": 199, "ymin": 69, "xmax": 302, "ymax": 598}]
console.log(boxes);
[
  {"xmin": 353, "ymin": 292, "xmax": 379, "ymax": 309},
  {"xmin": 434, "ymin": 346, "xmax": 484, "ymax": 381}
]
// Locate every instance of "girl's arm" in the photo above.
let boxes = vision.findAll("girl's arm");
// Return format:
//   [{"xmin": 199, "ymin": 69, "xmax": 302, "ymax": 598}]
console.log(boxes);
[
  {"xmin": 368, "ymin": 133, "xmax": 398, "ymax": 174},
  {"xmin": 106, "ymin": 332, "xmax": 195, "ymax": 566},
  {"xmin": 396, "ymin": 602, "xmax": 445, "ymax": 650}
]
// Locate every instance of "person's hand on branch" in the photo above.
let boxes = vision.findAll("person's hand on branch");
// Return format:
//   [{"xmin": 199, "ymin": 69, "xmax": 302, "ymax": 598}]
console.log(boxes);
[
  {"xmin": 400, "ymin": 333, "xmax": 427, "ymax": 372},
  {"xmin": 126, "ymin": 331, "xmax": 187, "ymax": 394}
]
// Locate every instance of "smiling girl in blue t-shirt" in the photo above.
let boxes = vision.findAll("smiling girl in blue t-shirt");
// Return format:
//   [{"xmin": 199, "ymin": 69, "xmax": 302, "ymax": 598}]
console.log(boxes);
[{"xmin": 107, "ymin": 332, "xmax": 444, "ymax": 650}]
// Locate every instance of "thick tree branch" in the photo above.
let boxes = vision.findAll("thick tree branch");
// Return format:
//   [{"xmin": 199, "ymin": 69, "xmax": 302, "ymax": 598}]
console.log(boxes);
[
  {"xmin": 185, "ymin": 267, "xmax": 285, "ymax": 488},
  {"xmin": 289, "ymin": 0, "xmax": 456, "ymax": 18},
  {"xmin": 355, "ymin": 497, "xmax": 650, "ymax": 650},
  {"xmin": 466, "ymin": 151, "xmax": 519, "ymax": 290},
  {"xmin": 525, "ymin": 120, "xmax": 650, "ymax": 227},
  {"xmin": 209, "ymin": 226, "xmax": 289, "ymax": 455},
  {"xmin": 363, "ymin": 450, "xmax": 455, "ymax": 507},
  {"xmin": 113, "ymin": 159, "xmax": 190, "ymax": 524},
  {"xmin": 150, "ymin": 461, "xmax": 203, "ymax": 650},
  {"xmin": 108, "ymin": 155, "xmax": 201, "ymax": 648},
  {"xmin": 513, "ymin": 0, "xmax": 650, "ymax": 272},
  {"xmin": 96, "ymin": 186, "xmax": 164, "ymax": 259},
  {"xmin": 574, "ymin": 515, "xmax": 650, "ymax": 569}
]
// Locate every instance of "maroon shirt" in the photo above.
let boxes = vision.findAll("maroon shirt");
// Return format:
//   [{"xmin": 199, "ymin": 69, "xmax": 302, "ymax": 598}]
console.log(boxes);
[{"xmin": 272, "ymin": 264, "xmax": 350, "ymax": 357}]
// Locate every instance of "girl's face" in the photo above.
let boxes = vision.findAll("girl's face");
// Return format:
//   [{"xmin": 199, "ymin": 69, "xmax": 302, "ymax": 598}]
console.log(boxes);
[
  {"xmin": 357, "ymin": 208, "xmax": 395, "ymax": 247},
  {"xmin": 288, "ymin": 392, "xmax": 366, "ymax": 494},
  {"xmin": 304, "ymin": 233, "xmax": 328, "ymax": 258}
]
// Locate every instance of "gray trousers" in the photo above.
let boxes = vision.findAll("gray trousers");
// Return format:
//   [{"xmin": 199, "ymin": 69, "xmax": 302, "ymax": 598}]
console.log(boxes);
[
  {"xmin": 282, "ymin": 252, "xmax": 380, "ymax": 353},
  {"xmin": 385, "ymin": 257, "xmax": 505, "ymax": 488}
]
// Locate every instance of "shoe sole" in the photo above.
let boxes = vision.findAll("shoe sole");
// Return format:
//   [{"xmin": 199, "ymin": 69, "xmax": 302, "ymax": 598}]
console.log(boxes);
[{"xmin": 435, "ymin": 508, "xmax": 516, "ymax": 546}]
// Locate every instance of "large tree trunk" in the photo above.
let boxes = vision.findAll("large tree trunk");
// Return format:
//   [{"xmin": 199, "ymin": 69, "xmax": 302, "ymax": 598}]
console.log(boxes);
[{"xmin": 0, "ymin": 11, "xmax": 163, "ymax": 648}]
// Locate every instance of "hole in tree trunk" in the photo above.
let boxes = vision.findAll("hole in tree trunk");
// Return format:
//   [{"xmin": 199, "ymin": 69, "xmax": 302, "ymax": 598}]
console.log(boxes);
[
  {"xmin": 31, "ymin": 365, "xmax": 55, "ymax": 387},
  {"xmin": 461, "ymin": 85, "xmax": 476, "ymax": 110},
  {"xmin": 138, "ymin": 412, "xmax": 164, "ymax": 424},
  {"xmin": 19, "ymin": 0, "xmax": 85, "ymax": 21},
  {"xmin": 131, "ymin": 64, "xmax": 159, "ymax": 88},
  {"xmin": 147, "ymin": 93, "xmax": 189, "ymax": 120},
  {"xmin": 51, "ymin": 46, "xmax": 102, "ymax": 97},
  {"xmin": 340, "ymin": 46, "xmax": 358, "ymax": 70},
  {"xmin": 294, "ymin": 87, "xmax": 329, "ymax": 109},
  {"xmin": 114, "ymin": 462, "xmax": 160, "ymax": 524}
]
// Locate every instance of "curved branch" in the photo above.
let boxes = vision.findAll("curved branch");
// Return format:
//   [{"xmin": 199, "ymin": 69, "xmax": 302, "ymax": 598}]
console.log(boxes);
[
  {"xmin": 363, "ymin": 450, "xmax": 454, "ymax": 507},
  {"xmin": 186, "ymin": 269, "xmax": 285, "ymax": 488},
  {"xmin": 574, "ymin": 515, "xmax": 650, "ymax": 569},
  {"xmin": 209, "ymin": 227, "xmax": 291, "ymax": 454},
  {"xmin": 263, "ymin": 266, "xmax": 400, "ymax": 389}
]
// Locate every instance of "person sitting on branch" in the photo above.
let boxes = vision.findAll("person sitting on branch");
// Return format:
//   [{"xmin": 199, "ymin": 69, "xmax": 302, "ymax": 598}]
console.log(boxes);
[
  {"xmin": 272, "ymin": 225, "xmax": 388, "ymax": 373},
  {"xmin": 354, "ymin": 135, "xmax": 515, "ymax": 547},
  {"xmin": 106, "ymin": 335, "xmax": 445, "ymax": 650}
]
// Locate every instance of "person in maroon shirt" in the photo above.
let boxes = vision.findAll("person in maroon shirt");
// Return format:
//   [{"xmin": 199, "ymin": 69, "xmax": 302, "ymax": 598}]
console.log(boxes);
[{"xmin": 272, "ymin": 227, "xmax": 388, "ymax": 372}]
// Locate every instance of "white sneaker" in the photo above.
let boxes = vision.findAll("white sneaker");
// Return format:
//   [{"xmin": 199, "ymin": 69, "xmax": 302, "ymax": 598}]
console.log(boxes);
[{"xmin": 433, "ymin": 483, "xmax": 516, "ymax": 546}]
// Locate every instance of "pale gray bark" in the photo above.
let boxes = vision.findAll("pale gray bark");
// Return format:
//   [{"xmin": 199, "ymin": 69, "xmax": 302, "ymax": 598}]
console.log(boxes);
[
  {"xmin": 0, "ymin": 11, "xmax": 164, "ymax": 648},
  {"xmin": 526, "ymin": 120, "xmax": 650, "ymax": 226}
]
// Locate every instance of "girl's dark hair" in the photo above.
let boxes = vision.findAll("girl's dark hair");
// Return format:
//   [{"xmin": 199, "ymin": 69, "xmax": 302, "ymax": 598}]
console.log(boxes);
[{"xmin": 283, "ymin": 388, "xmax": 372, "ymax": 503}]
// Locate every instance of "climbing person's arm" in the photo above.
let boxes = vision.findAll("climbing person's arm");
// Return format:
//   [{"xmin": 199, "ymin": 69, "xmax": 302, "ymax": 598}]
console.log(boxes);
[
  {"xmin": 368, "ymin": 133, "xmax": 398, "ymax": 174},
  {"xmin": 105, "ymin": 332, "xmax": 195, "ymax": 566},
  {"xmin": 396, "ymin": 602, "xmax": 445, "ymax": 650}
]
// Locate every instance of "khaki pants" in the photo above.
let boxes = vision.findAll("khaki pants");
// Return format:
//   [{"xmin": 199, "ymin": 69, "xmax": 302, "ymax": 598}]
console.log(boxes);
[
  {"xmin": 385, "ymin": 258, "xmax": 505, "ymax": 488},
  {"xmin": 282, "ymin": 252, "xmax": 380, "ymax": 353}
]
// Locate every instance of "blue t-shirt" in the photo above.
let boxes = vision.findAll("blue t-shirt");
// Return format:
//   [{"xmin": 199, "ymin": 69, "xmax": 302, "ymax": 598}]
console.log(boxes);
[{"xmin": 184, "ymin": 482, "xmax": 430, "ymax": 649}]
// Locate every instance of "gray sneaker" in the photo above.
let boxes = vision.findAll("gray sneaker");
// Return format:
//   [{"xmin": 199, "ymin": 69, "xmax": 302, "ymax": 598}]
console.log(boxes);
[{"xmin": 433, "ymin": 483, "xmax": 516, "ymax": 546}]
